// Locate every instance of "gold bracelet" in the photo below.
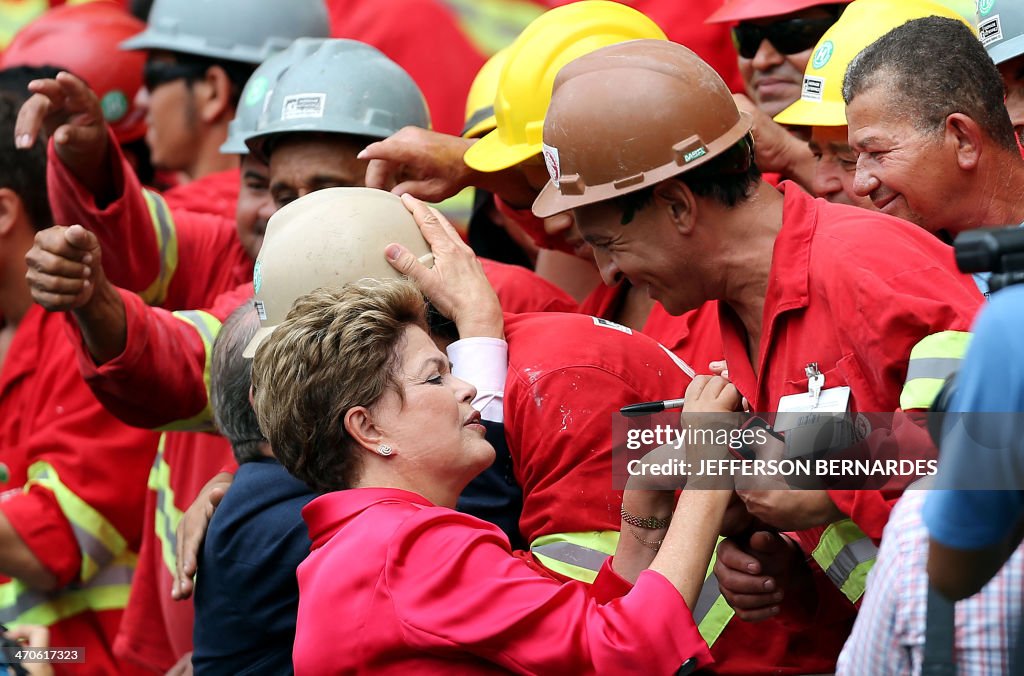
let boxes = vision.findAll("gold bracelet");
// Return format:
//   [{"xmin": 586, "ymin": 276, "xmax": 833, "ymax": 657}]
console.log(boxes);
[
  {"xmin": 628, "ymin": 525, "xmax": 663, "ymax": 551},
  {"xmin": 620, "ymin": 505, "xmax": 671, "ymax": 529}
]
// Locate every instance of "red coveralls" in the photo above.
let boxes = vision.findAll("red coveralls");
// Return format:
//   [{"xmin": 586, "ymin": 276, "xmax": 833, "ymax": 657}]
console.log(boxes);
[
  {"xmin": 720, "ymin": 183, "xmax": 983, "ymax": 608},
  {"xmin": 0, "ymin": 306, "xmax": 158, "ymax": 675},
  {"xmin": 162, "ymin": 167, "xmax": 239, "ymax": 220},
  {"xmin": 295, "ymin": 488, "xmax": 713, "ymax": 674},
  {"xmin": 503, "ymin": 312, "xmax": 849, "ymax": 674},
  {"xmin": 327, "ymin": 0, "xmax": 485, "ymax": 136},
  {"xmin": 47, "ymin": 130, "xmax": 578, "ymax": 670},
  {"xmin": 47, "ymin": 136, "xmax": 245, "ymax": 671}
]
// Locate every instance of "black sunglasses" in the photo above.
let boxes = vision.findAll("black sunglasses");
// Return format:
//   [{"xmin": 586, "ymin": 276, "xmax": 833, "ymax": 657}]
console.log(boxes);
[
  {"xmin": 731, "ymin": 17, "xmax": 835, "ymax": 59},
  {"xmin": 143, "ymin": 60, "xmax": 208, "ymax": 92}
]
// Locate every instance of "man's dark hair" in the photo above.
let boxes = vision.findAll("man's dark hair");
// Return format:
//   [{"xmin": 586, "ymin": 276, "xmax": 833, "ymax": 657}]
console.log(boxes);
[
  {"xmin": 0, "ymin": 67, "xmax": 55, "ymax": 231},
  {"xmin": 615, "ymin": 133, "xmax": 761, "ymax": 224},
  {"xmin": 843, "ymin": 16, "xmax": 1017, "ymax": 152},
  {"xmin": 162, "ymin": 52, "xmax": 256, "ymax": 108},
  {"xmin": 211, "ymin": 302, "xmax": 267, "ymax": 465}
]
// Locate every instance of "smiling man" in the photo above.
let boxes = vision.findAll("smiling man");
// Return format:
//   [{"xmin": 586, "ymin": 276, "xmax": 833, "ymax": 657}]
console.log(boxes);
[
  {"xmin": 843, "ymin": 16, "xmax": 1024, "ymax": 241},
  {"xmin": 534, "ymin": 42, "xmax": 983, "ymax": 661}
]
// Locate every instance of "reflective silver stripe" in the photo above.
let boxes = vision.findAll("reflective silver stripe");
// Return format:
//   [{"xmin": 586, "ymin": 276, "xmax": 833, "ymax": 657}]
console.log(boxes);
[
  {"xmin": 692, "ymin": 573, "xmax": 722, "ymax": 625},
  {"xmin": 145, "ymin": 189, "xmax": 175, "ymax": 297},
  {"xmin": 529, "ymin": 541, "xmax": 608, "ymax": 573},
  {"xmin": 174, "ymin": 310, "xmax": 217, "ymax": 346},
  {"xmin": 69, "ymin": 523, "xmax": 116, "ymax": 569},
  {"xmin": 33, "ymin": 468, "xmax": 118, "ymax": 573},
  {"xmin": 153, "ymin": 465, "xmax": 178, "ymax": 555},
  {"xmin": 905, "ymin": 357, "xmax": 962, "ymax": 382},
  {"xmin": 824, "ymin": 536, "xmax": 878, "ymax": 590},
  {"xmin": 0, "ymin": 564, "xmax": 134, "ymax": 624}
]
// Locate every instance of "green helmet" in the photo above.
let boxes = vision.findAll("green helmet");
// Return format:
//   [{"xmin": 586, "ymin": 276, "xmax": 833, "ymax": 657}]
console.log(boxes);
[
  {"xmin": 121, "ymin": 0, "xmax": 329, "ymax": 64},
  {"xmin": 221, "ymin": 38, "xmax": 328, "ymax": 155},
  {"xmin": 246, "ymin": 39, "xmax": 431, "ymax": 160},
  {"xmin": 978, "ymin": 0, "xmax": 1024, "ymax": 65}
]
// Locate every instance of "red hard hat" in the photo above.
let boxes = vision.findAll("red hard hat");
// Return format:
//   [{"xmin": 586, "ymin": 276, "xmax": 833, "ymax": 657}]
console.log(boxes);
[
  {"xmin": 0, "ymin": 1, "xmax": 147, "ymax": 144},
  {"xmin": 706, "ymin": 0, "xmax": 853, "ymax": 23}
]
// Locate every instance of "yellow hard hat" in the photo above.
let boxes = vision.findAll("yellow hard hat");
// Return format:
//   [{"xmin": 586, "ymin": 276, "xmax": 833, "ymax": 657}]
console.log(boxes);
[
  {"xmin": 462, "ymin": 48, "xmax": 509, "ymax": 139},
  {"xmin": 463, "ymin": 0, "xmax": 666, "ymax": 173},
  {"xmin": 774, "ymin": 0, "xmax": 976, "ymax": 127}
]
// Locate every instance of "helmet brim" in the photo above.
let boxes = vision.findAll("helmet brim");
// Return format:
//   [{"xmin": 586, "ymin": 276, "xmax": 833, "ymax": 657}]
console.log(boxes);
[
  {"xmin": 463, "ymin": 128, "xmax": 539, "ymax": 173},
  {"xmin": 773, "ymin": 98, "xmax": 846, "ymax": 127},
  {"xmin": 532, "ymin": 111, "xmax": 752, "ymax": 218}
]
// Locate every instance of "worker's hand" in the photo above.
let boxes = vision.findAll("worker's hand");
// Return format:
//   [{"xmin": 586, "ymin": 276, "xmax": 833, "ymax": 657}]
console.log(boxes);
[
  {"xmin": 14, "ymin": 71, "xmax": 110, "ymax": 175},
  {"xmin": 4, "ymin": 625, "xmax": 54, "ymax": 676},
  {"xmin": 173, "ymin": 472, "xmax": 234, "ymax": 601},
  {"xmin": 165, "ymin": 651, "xmax": 193, "ymax": 676},
  {"xmin": 25, "ymin": 225, "xmax": 104, "ymax": 311},
  {"xmin": 714, "ymin": 531, "xmax": 808, "ymax": 622},
  {"xmin": 360, "ymin": 127, "xmax": 475, "ymax": 203},
  {"xmin": 387, "ymin": 194, "xmax": 503, "ymax": 340},
  {"xmin": 736, "ymin": 488, "xmax": 845, "ymax": 531},
  {"xmin": 733, "ymin": 93, "xmax": 815, "ymax": 190}
]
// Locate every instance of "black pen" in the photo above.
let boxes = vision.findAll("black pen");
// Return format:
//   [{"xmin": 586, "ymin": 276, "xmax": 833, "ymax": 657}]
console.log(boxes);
[{"xmin": 619, "ymin": 398, "xmax": 686, "ymax": 417}]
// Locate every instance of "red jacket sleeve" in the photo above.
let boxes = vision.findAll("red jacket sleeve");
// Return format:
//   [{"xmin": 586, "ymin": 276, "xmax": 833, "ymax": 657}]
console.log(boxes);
[
  {"xmin": 0, "ymin": 356, "xmax": 155, "ymax": 586},
  {"xmin": 47, "ymin": 130, "xmax": 241, "ymax": 310},
  {"xmin": 67, "ymin": 285, "xmax": 252, "ymax": 430},
  {"xmin": 388, "ymin": 510, "xmax": 713, "ymax": 674},
  {"xmin": 479, "ymin": 259, "xmax": 578, "ymax": 314}
]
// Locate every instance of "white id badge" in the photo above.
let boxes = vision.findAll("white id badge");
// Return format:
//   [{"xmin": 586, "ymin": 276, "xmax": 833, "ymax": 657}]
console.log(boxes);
[{"xmin": 775, "ymin": 386, "xmax": 851, "ymax": 433}]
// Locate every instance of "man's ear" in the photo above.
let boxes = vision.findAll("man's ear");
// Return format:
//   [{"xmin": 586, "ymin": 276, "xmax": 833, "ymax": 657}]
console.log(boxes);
[
  {"xmin": 192, "ymin": 65, "xmax": 235, "ymax": 124},
  {"xmin": 0, "ymin": 188, "xmax": 25, "ymax": 238},
  {"xmin": 652, "ymin": 178, "xmax": 697, "ymax": 235},
  {"xmin": 344, "ymin": 406, "xmax": 387, "ymax": 456},
  {"xmin": 945, "ymin": 113, "xmax": 983, "ymax": 171}
]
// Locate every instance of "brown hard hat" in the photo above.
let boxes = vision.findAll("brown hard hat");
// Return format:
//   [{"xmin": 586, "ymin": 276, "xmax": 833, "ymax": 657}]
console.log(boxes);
[{"xmin": 532, "ymin": 39, "xmax": 752, "ymax": 218}]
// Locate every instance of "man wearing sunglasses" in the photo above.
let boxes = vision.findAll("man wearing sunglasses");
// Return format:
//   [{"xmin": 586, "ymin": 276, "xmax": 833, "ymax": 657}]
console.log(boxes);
[{"xmin": 707, "ymin": 0, "xmax": 851, "ymax": 191}]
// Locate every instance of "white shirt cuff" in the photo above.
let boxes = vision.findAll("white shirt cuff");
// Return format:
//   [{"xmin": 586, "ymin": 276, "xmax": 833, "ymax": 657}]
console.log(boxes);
[{"xmin": 448, "ymin": 337, "xmax": 507, "ymax": 423}]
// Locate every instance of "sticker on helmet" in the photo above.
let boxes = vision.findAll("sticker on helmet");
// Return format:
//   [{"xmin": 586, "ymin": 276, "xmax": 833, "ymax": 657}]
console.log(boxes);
[
  {"xmin": 254, "ymin": 300, "xmax": 268, "ymax": 322},
  {"xmin": 592, "ymin": 316, "xmax": 632, "ymax": 335},
  {"xmin": 282, "ymin": 93, "xmax": 327, "ymax": 120},
  {"xmin": 979, "ymin": 15, "xmax": 1003, "ymax": 46},
  {"xmin": 542, "ymin": 143, "xmax": 561, "ymax": 184},
  {"xmin": 100, "ymin": 90, "xmax": 129, "ymax": 123},
  {"xmin": 801, "ymin": 75, "xmax": 825, "ymax": 102},
  {"xmin": 812, "ymin": 41, "xmax": 834, "ymax": 70},
  {"xmin": 253, "ymin": 260, "xmax": 263, "ymax": 294},
  {"xmin": 683, "ymin": 147, "xmax": 707, "ymax": 164},
  {"xmin": 979, "ymin": 0, "xmax": 995, "ymax": 17},
  {"xmin": 245, "ymin": 76, "xmax": 270, "ymax": 108}
]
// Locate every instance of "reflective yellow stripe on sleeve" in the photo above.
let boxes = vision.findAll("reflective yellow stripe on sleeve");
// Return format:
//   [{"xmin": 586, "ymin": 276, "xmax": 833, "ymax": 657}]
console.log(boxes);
[
  {"xmin": 811, "ymin": 519, "xmax": 878, "ymax": 604},
  {"xmin": 138, "ymin": 188, "xmax": 180, "ymax": 307},
  {"xmin": 156, "ymin": 310, "xmax": 222, "ymax": 433},
  {"xmin": 26, "ymin": 462, "xmax": 131, "ymax": 584},
  {"xmin": 530, "ymin": 531, "xmax": 619, "ymax": 583},
  {"xmin": 0, "ymin": 551, "xmax": 135, "ymax": 626},
  {"xmin": 0, "ymin": 461, "xmax": 139, "ymax": 625},
  {"xmin": 900, "ymin": 330, "xmax": 972, "ymax": 410},
  {"xmin": 0, "ymin": 0, "xmax": 47, "ymax": 48},
  {"xmin": 442, "ymin": 0, "xmax": 544, "ymax": 56},
  {"xmin": 148, "ymin": 436, "xmax": 183, "ymax": 579},
  {"xmin": 531, "ymin": 532, "xmax": 735, "ymax": 646}
]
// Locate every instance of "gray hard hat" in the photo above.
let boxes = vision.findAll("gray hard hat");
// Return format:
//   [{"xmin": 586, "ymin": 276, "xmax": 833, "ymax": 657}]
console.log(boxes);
[
  {"xmin": 121, "ymin": 0, "xmax": 329, "ymax": 64},
  {"xmin": 979, "ymin": 0, "xmax": 1024, "ymax": 64},
  {"xmin": 246, "ymin": 39, "xmax": 431, "ymax": 160},
  {"xmin": 221, "ymin": 37, "xmax": 328, "ymax": 154}
]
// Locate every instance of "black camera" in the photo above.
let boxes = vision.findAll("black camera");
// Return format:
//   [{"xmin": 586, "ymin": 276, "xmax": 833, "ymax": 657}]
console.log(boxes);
[
  {"xmin": 928, "ymin": 225, "xmax": 1024, "ymax": 428},
  {"xmin": 954, "ymin": 225, "xmax": 1024, "ymax": 293}
]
